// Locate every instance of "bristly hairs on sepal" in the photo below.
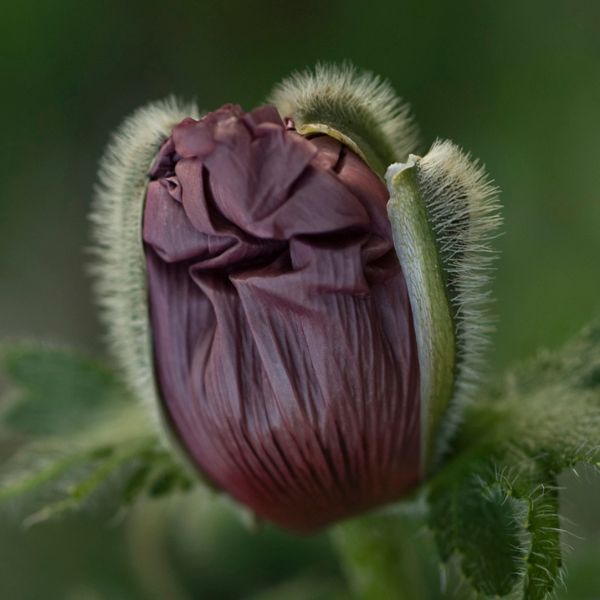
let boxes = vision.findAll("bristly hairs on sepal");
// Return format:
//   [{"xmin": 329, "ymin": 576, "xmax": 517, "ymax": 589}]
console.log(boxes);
[
  {"xmin": 268, "ymin": 62, "xmax": 419, "ymax": 177},
  {"xmin": 415, "ymin": 140, "xmax": 502, "ymax": 465},
  {"xmin": 89, "ymin": 97, "xmax": 199, "ymax": 435}
]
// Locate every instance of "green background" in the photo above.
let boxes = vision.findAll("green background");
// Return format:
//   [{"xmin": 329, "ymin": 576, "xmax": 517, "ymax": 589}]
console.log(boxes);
[{"xmin": 1, "ymin": 1, "xmax": 599, "ymax": 598}]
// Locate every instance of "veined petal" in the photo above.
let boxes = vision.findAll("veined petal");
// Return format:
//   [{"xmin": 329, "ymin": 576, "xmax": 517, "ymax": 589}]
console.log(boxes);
[{"xmin": 143, "ymin": 106, "xmax": 422, "ymax": 531}]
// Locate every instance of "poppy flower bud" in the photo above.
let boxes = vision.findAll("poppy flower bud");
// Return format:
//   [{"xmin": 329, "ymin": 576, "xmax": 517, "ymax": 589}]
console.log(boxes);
[{"xmin": 91, "ymin": 65, "xmax": 500, "ymax": 532}]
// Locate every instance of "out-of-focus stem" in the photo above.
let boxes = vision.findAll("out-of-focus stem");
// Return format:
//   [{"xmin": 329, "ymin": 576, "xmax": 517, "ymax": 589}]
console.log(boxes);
[{"xmin": 332, "ymin": 513, "xmax": 431, "ymax": 600}]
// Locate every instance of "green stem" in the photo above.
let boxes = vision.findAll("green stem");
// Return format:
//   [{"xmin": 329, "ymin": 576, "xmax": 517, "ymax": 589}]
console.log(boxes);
[{"xmin": 331, "ymin": 513, "xmax": 431, "ymax": 600}]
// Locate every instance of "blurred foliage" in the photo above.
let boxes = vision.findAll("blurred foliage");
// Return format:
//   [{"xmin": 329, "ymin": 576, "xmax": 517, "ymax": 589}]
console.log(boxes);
[
  {"xmin": 1, "ymin": 0, "xmax": 599, "ymax": 598},
  {"xmin": 332, "ymin": 511, "xmax": 437, "ymax": 600},
  {"xmin": 428, "ymin": 319, "xmax": 600, "ymax": 598},
  {"xmin": 0, "ymin": 343, "xmax": 191, "ymax": 524}
]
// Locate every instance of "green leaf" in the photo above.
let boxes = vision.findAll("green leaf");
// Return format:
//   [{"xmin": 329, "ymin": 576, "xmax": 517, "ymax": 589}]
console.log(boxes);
[
  {"xmin": 429, "ymin": 467, "xmax": 526, "ymax": 597},
  {"xmin": 523, "ymin": 479, "xmax": 563, "ymax": 600},
  {"xmin": 428, "ymin": 319, "xmax": 600, "ymax": 598},
  {"xmin": 243, "ymin": 576, "xmax": 348, "ymax": 600},
  {"xmin": 0, "ymin": 341, "xmax": 193, "ymax": 524},
  {"xmin": 0, "ymin": 342, "xmax": 129, "ymax": 435}
]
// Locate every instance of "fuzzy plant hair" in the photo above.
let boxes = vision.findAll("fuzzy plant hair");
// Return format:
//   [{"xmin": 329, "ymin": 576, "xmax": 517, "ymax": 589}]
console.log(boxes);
[
  {"xmin": 268, "ymin": 63, "xmax": 419, "ymax": 177},
  {"xmin": 89, "ymin": 97, "xmax": 199, "ymax": 432},
  {"xmin": 387, "ymin": 142, "xmax": 502, "ymax": 468}
]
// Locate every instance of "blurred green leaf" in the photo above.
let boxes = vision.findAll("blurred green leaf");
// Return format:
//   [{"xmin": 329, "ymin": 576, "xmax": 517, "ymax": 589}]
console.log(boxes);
[
  {"xmin": 0, "ymin": 342, "xmax": 128, "ymax": 435},
  {"xmin": 0, "ymin": 341, "xmax": 193, "ymax": 524}
]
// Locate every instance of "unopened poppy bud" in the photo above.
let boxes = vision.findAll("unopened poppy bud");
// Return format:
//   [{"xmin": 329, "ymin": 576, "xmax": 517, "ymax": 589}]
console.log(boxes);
[{"xmin": 91, "ymin": 65, "xmax": 500, "ymax": 532}]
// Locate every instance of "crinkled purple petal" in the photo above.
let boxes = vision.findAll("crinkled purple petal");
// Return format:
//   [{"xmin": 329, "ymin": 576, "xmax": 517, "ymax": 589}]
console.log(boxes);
[{"xmin": 142, "ymin": 105, "xmax": 421, "ymax": 532}]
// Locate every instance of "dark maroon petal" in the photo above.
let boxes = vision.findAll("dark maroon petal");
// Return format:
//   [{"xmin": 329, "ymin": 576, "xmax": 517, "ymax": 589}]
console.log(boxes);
[
  {"xmin": 143, "ymin": 180, "xmax": 232, "ymax": 263},
  {"xmin": 143, "ymin": 105, "xmax": 421, "ymax": 532}
]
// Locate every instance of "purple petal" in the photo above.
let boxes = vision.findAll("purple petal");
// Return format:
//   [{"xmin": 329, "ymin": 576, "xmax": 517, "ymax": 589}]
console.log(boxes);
[{"xmin": 143, "ymin": 105, "xmax": 421, "ymax": 532}]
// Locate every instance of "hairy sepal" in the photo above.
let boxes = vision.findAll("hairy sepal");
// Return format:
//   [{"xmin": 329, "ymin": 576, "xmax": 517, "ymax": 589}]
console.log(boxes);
[
  {"xmin": 386, "ymin": 159, "xmax": 455, "ymax": 471},
  {"xmin": 89, "ymin": 97, "xmax": 199, "ymax": 436},
  {"xmin": 268, "ymin": 63, "xmax": 418, "ymax": 177},
  {"xmin": 387, "ymin": 141, "xmax": 501, "ymax": 467}
]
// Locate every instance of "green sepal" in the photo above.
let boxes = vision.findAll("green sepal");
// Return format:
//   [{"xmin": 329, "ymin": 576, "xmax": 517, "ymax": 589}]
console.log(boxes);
[
  {"xmin": 386, "ymin": 159, "xmax": 456, "ymax": 470},
  {"xmin": 268, "ymin": 64, "xmax": 418, "ymax": 178}
]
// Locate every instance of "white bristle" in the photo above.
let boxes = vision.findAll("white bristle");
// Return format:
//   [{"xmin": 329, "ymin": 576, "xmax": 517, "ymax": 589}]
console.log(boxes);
[
  {"xmin": 89, "ymin": 97, "xmax": 199, "ymax": 428},
  {"xmin": 416, "ymin": 140, "xmax": 502, "ymax": 463},
  {"xmin": 269, "ymin": 62, "xmax": 419, "ymax": 165}
]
